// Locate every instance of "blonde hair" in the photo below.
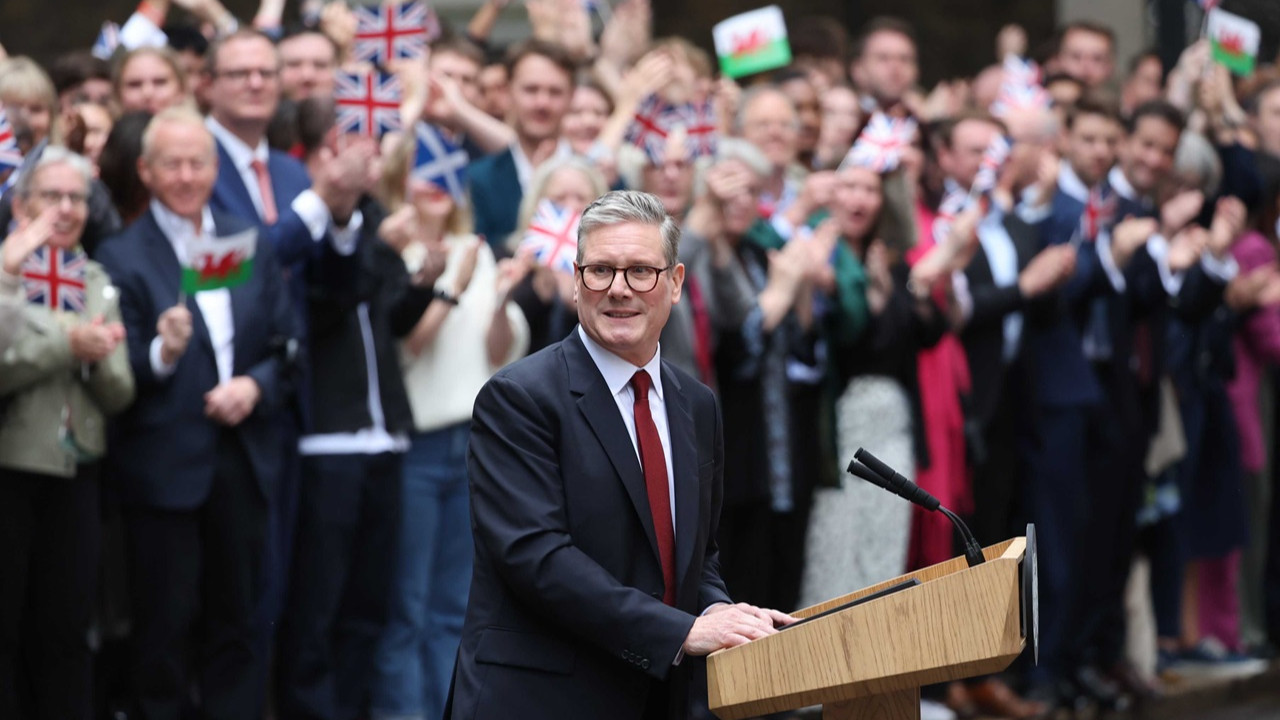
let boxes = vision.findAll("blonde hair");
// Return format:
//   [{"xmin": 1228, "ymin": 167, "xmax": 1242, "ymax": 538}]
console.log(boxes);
[
  {"xmin": 113, "ymin": 47, "xmax": 187, "ymax": 104},
  {"xmin": 378, "ymin": 129, "xmax": 473, "ymax": 236},
  {"xmin": 0, "ymin": 57, "xmax": 57, "ymax": 110}
]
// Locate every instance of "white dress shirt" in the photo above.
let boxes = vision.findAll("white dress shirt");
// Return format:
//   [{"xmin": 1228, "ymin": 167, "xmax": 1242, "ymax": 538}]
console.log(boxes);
[
  {"xmin": 204, "ymin": 116, "xmax": 362, "ymax": 255},
  {"xmin": 577, "ymin": 325, "xmax": 676, "ymax": 530},
  {"xmin": 148, "ymin": 200, "xmax": 235, "ymax": 383},
  {"xmin": 510, "ymin": 139, "xmax": 573, "ymax": 195}
]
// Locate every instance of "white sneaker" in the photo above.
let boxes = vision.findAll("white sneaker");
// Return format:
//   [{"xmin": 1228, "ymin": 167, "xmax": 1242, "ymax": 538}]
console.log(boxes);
[{"xmin": 920, "ymin": 698, "xmax": 957, "ymax": 720}]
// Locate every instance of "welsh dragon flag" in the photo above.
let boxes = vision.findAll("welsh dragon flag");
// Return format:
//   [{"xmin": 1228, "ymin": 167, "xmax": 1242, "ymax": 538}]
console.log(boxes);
[
  {"xmin": 1207, "ymin": 8, "xmax": 1260, "ymax": 76},
  {"xmin": 712, "ymin": 5, "xmax": 791, "ymax": 79},
  {"xmin": 182, "ymin": 228, "xmax": 257, "ymax": 294}
]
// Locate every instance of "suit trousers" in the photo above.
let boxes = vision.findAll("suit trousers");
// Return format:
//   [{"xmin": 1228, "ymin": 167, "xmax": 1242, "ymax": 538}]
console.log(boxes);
[
  {"xmin": 0, "ymin": 464, "xmax": 100, "ymax": 720},
  {"xmin": 124, "ymin": 431, "xmax": 266, "ymax": 720},
  {"xmin": 970, "ymin": 373, "xmax": 1024, "ymax": 548},
  {"xmin": 278, "ymin": 451, "xmax": 402, "ymax": 720}
]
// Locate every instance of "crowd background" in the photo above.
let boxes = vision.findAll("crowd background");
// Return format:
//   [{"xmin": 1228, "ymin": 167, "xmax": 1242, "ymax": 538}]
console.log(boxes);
[{"xmin": 4, "ymin": 1, "xmax": 1280, "ymax": 720}]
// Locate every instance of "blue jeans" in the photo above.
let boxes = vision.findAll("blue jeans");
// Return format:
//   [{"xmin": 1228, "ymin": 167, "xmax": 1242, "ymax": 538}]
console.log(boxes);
[{"xmin": 371, "ymin": 423, "xmax": 473, "ymax": 720}]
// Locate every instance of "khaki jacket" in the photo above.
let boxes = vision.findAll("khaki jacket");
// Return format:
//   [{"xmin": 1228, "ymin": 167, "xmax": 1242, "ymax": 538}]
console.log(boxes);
[{"xmin": 0, "ymin": 261, "xmax": 135, "ymax": 477}]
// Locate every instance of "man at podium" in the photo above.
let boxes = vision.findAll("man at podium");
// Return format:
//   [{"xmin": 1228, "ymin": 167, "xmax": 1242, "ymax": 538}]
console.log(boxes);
[{"xmin": 447, "ymin": 191, "xmax": 794, "ymax": 720}]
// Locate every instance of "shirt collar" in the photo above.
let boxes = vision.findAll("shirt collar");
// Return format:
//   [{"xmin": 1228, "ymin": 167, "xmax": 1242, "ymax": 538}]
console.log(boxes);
[
  {"xmin": 1107, "ymin": 165, "xmax": 1146, "ymax": 206},
  {"xmin": 205, "ymin": 116, "xmax": 268, "ymax": 173},
  {"xmin": 577, "ymin": 325, "xmax": 664, "ymax": 402},
  {"xmin": 1057, "ymin": 162, "xmax": 1092, "ymax": 202},
  {"xmin": 511, "ymin": 139, "xmax": 572, "ymax": 193},
  {"xmin": 151, "ymin": 198, "xmax": 215, "ymax": 263}
]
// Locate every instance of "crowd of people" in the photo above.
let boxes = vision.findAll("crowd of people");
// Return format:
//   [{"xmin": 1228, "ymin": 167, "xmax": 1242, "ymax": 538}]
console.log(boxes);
[{"xmin": 2, "ymin": 0, "xmax": 1280, "ymax": 719}]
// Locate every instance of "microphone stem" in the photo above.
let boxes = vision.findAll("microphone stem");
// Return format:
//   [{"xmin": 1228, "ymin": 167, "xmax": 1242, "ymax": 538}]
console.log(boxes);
[{"xmin": 940, "ymin": 507, "xmax": 985, "ymax": 567}]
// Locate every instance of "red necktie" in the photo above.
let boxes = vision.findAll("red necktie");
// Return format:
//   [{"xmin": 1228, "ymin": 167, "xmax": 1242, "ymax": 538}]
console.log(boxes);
[
  {"xmin": 250, "ymin": 158, "xmax": 279, "ymax": 225},
  {"xmin": 631, "ymin": 370, "xmax": 677, "ymax": 606},
  {"xmin": 684, "ymin": 275, "xmax": 715, "ymax": 385}
]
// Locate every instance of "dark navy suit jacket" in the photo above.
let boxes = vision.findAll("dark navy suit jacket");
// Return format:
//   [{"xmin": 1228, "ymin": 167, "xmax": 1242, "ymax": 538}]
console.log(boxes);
[
  {"xmin": 450, "ymin": 330, "xmax": 732, "ymax": 720},
  {"xmin": 468, "ymin": 148, "xmax": 522, "ymax": 249},
  {"xmin": 96, "ymin": 209, "xmax": 296, "ymax": 509}
]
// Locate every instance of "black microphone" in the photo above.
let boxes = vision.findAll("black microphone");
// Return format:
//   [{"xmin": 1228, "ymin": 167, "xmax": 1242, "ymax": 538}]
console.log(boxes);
[{"xmin": 850, "ymin": 448, "xmax": 985, "ymax": 567}]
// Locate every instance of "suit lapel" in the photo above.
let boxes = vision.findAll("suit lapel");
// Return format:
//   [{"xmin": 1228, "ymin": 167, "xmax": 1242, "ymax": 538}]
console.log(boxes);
[
  {"xmin": 141, "ymin": 211, "xmax": 214, "ymax": 357},
  {"xmin": 662, "ymin": 362, "xmax": 699, "ymax": 595},
  {"xmin": 564, "ymin": 333, "xmax": 662, "ymax": 567}
]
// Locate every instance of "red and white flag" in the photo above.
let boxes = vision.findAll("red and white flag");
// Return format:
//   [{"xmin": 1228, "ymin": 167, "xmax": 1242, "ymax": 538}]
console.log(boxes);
[{"xmin": 517, "ymin": 200, "xmax": 581, "ymax": 275}]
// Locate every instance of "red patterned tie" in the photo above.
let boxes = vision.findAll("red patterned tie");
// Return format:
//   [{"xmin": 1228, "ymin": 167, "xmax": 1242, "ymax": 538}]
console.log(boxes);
[{"xmin": 631, "ymin": 370, "xmax": 677, "ymax": 605}]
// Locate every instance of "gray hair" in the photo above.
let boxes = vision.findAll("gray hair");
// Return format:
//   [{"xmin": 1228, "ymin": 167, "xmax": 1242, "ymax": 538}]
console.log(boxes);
[
  {"xmin": 733, "ymin": 85, "xmax": 799, "ymax": 135},
  {"xmin": 14, "ymin": 146, "xmax": 93, "ymax": 199},
  {"xmin": 141, "ymin": 106, "xmax": 213, "ymax": 161},
  {"xmin": 513, "ymin": 156, "xmax": 609, "ymax": 239},
  {"xmin": 577, "ymin": 190, "xmax": 681, "ymax": 266},
  {"xmin": 1174, "ymin": 131, "xmax": 1222, "ymax": 198}
]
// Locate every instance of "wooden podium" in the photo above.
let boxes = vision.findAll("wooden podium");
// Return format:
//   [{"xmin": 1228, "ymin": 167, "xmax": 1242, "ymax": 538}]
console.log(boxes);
[{"xmin": 706, "ymin": 537, "xmax": 1033, "ymax": 720}]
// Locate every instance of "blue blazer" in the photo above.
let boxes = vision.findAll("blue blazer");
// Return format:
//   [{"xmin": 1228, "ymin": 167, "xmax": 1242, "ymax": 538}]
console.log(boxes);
[
  {"xmin": 1022, "ymin": 188, "xmax": 1116, "ymax": 408},
  {"xmin": 468, "ymin": 148, "xmax": 522, "ymax": 250},
  {"xmin": 96, "ymin": 209, "xmax": 297, "ymax": 509},
  {"xmin": 449, "ymin": 330, "xmax": 732, "ymax": 720}
]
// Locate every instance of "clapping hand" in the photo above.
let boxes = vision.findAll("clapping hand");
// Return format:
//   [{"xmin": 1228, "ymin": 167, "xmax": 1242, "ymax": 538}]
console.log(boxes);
[
  {"xmin": 2, "ymin": 206, "xmax": 56, "ymax": 275},
  {"xmin": 204, "ymin": 376, "xmax": 261, "ymax": 426}
]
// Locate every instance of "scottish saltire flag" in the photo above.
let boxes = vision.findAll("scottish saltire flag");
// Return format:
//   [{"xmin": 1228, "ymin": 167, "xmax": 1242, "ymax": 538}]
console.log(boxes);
[
  {"xmin": 335, "ymin": 70, "xmax": 404, "ymax": 138},
  {"xmin": 182, "ymin": 229, "xmax": 257, "ymax": 294},
  {"xmin": 971, "ymin": 135, "xmax": 1012, "ymax": 197},
  {"xmin": 0, "ymin": 104, "xmax": 23, "ymax": 172},
  {"xmin": 1081, "ymin": 186, "xmax": 1118, "ymax": 243},
  {"xmin": 21, "ymin": 247, "xmax": 88, "ymax": 313},
  {"xmin": 411, "ymin": 122, "xmax": 469, "ymax": 203},
  {"xmin": 92, "ymin": 21, "xmax": 121, "ymax": 60},
  {"xmin": 990, "ymin": 55, "xmax": 1051, "ymax": 118},
  {"xmin": 518, "ymin": 200, "xmax": 580, "ymax": 274},
  {"xmin": 840, "ymin": 112, "xmax": 917, "ymax": 173},
  {"xmin": 352, "ymin": 1, "xmax": 440, "ymax": 66}
]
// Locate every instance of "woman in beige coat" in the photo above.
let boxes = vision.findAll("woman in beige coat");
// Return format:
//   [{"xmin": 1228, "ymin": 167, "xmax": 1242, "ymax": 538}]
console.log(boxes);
[{"xmin": 0, "ymin": 148, "xmax": 134, "ymax": 719}]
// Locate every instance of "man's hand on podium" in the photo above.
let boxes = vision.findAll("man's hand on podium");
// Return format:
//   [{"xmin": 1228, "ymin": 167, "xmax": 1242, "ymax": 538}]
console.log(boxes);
[{"xmin": 681, "ymin": 603, "xmax": 798, "ymax": 656}]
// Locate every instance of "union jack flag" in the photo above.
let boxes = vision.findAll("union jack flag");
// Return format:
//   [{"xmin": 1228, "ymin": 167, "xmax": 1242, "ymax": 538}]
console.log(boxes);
[
  {"xmin": 991, "ymin": 55, "xmax": 1051, "ymax": 118},
  {"xmin": 518, "ymin": 200, "xmax": 580, "ymax": 274},
  {"xmin": 841, "ymin": 112, "xmax": 917, "ymax": 173},
  {"xmin": 352, "ymin": 1, "xmax": 440, "ymax": 67},
  {"xmin": 21, "ymin": 247, "xmax": 88, "ymax": 313},
  {"xmin": 0, "ymin": 104, "xmax": 23, "ymax": 172},
  {"xmin": 623, "ymin": 94, "xmax": 676, "ymax": 162},
  {"xmin": 335, "ymin": 70, "xmax": 403, "ymax": 138},
  {"xmin": 971, "ymin": 135, "xmax": 1012, "ymax": 197},
  {"xmin": 92, "ymin": 21, "xmax": 121, "ymax": 60},
  {"xmin": 932, "ymin": 187, "xmax": 971, "ymax": 245},
  {"xmin": 411, "ymin": 121, "xmax": 469, "ymax": 203},
  {"xmin": 1081, "ymin": 186, "xmax": 1118, "ymax": 243},
  {"xmin": 679, "ymin": 99, "xmax": 718, "ymax": 159}
]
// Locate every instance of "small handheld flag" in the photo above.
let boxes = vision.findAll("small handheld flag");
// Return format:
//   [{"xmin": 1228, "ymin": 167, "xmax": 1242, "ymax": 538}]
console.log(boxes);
[
  {"xmin": 0, "ymin": 104, "xmax": 23, "ymax": 172},
  {"xmin": 517, "ymin": 200, "xmax": 581, "ymax": 274},
  {"xmin": 182, "ymin": 229, "xmax": 257, "ymax": 294},
  {"xmin": 971, "ymin": 135, "xmax": 1012, "ymax": 198},
  {"xmin": 1080, "ymin": 187, "xmax": 1118, "ymax": 244},
  {"xmin": 411, "ymin": 122, "xmax": 469, "ymax": 203},
  {"xmin": 623, "ymin": 94, "xmax": 719, "ymax": 163},
  {"xmin": 1207, "ymin": 8, "xmax": 1261, "ymax": 76},
  {"xmin": 352, "ymin": 0, "xmax": 440, "ymax": 67},
  {"xmin": 712, "ymin": 5, "xmax": 792, "ymax": 79},
  {"xmin": 990, "ymin": 55, "xmax": 1051, "ymax": 118},
  {"xmin": 92, "ymin": 21, "xmax": 121, "ymax": 61},
  {"xmin": 21, "ymin": 247, "xmax": 88, "ymax": 313},
  {"xmin": 335, "ymin": 70, "xmax": 404, "ymax": 138},
  {"xmin": 840, "ymin": 112, "xmax": 917, "ymax": 173}
]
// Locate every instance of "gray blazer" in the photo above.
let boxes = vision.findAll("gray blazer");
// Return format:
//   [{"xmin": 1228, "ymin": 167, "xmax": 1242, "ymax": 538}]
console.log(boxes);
[
  {"xmin": 0, "ymin": 271, "xmax": 21, "ymax": 357},
  {"xmin": 0, "ymin": 261, "xmax": 135, "ymax": 477}
]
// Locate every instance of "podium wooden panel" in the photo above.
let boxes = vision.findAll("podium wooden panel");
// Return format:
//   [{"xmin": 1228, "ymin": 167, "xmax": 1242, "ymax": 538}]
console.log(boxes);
[{"xmin": 707, "ymin": 539, "xmax": 1029, "ymax": 720}]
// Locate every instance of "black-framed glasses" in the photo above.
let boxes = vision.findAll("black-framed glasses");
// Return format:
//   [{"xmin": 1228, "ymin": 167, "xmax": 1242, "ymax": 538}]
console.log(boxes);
[{"xmin": 578, "ymin": 264, "xmax": 673, "ymax": 293}]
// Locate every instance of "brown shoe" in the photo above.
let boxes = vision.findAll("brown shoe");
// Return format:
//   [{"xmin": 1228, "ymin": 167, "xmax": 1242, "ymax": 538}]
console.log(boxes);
[
  {"xmin": 944, "ymin": 681, "xmax": 978, "ymax": 719},
  {"xmin": 967, "ymin": 677, "xmax": 1050, "ymax": 719}
]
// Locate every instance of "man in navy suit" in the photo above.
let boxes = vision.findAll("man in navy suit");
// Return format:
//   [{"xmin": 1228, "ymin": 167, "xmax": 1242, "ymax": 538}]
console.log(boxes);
[
  {"xmin": 96, "ymin": 107, "xmax": 296, "ymax": 720},
  {"xmin": 198, "ymin": 29, "xmax": 374, "ymax": 698},
  {"xmin": 467, "ymin": 39, "xmax": 574, "ymax": 247},
  {"xmin": 449, "ymin": 191, "xmax": 794, "ymax": 720}
]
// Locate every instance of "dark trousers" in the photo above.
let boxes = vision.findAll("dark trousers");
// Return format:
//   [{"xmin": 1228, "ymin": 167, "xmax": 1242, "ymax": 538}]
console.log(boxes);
[
  {"xmin": 278, "ymin": 452, "xmax": 403, "ymax": 720},
  {"xmin": 124, "ymin": 432, "xmax": 266, "ymax": 720},
  {"xmin": 717, "ymin": 494, "xmax": 813, "ymax": 614},
  {"xmin": 0, "ymin": 464, "xmax": 100, "ymax": 720},
  {"xmin": 970, "ymin": 375, "xmax": 1024, "ymax": 548}
]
